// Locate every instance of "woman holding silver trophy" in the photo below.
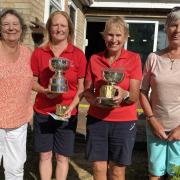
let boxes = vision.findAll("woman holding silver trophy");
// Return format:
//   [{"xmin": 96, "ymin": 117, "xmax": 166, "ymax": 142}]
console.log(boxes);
[
  {"xmin": 84, "ymin": 16, "xmax": 142, "ymax": 180},
  {"xmin": 31, "ymin": 11, "xmax": 87, "ymax": 180},
  {"xmin": 140, "ymin": 7, "xmax": 180, "ymax": 180}
]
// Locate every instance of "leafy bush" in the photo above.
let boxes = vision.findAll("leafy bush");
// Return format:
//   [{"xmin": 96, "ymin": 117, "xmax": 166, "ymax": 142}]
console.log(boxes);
[{"xmin": 172, "ymin": 165, "xmax": 180, "ymax": 180}]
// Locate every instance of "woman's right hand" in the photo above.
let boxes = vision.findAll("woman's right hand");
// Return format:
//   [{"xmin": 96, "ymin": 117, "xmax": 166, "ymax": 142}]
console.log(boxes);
[
  {"xmin": 43, "ymin": 89, "xmax": 60, "ymax": 99},
  {"xmin": 148, "ymin": 117, "xmax": 168, "ymax": 140},
  {"xmin": 93, "ymin": 97, "xmax": 113, "ymax": 109},
  {"xmin": 33, "ymin": 77, "xmax": 58, "ymax": 99}
]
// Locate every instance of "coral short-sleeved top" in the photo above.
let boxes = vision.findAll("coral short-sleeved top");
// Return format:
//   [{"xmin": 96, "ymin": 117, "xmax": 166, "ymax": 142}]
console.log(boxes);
[{"xmin": 0, "ymin": 45, "xmax": 33, "ymax": 128}]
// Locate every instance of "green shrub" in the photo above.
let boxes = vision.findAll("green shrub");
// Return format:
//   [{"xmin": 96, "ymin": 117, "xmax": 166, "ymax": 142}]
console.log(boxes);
[{"xmin": 172, "ymin": 165, "xmax": 180, "ymax": 180}]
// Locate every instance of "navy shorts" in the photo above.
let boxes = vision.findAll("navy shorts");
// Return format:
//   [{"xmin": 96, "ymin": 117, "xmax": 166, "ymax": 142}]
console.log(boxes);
[
  {"xmin": 86, "ymin": 115, "xmax": 137, "ymax": 166},
  {"xmin": 33, "ymin": 112, "xmax": 77, "ymax": 156}
]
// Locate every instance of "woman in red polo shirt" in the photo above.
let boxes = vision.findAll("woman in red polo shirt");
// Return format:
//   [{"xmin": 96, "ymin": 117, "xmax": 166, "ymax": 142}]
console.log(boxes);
[
  {"xmin": 31, "ymin": 11, "xmax": 87, "ymax": 180},
  {"xmin": 84, "ymin": 16, "xmax": 142, "ymax": 180}
]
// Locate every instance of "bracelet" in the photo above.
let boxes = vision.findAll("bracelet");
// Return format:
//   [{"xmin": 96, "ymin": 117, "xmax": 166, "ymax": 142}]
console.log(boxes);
[{"xmin": 147, "ymin": 115, "xmax": 155, "ymax": 120}]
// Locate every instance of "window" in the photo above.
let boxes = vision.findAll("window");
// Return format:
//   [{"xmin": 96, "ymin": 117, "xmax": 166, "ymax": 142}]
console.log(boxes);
[
  {"xmin": 44, "ymin": 0, "xmax": 63, "ymax": 23},
  {"xmin": 50, "ymin": 0, "xmax": 62, "ymax": 13},
  {"xmin": 157, "ymin": 23, "xmax": 168, "ymax": 51}
]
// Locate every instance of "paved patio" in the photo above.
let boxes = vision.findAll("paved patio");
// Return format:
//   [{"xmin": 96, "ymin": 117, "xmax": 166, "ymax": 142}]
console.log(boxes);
[{"xmin": 0, "ymin": 99, "xmax": 148, "ymax": 180}]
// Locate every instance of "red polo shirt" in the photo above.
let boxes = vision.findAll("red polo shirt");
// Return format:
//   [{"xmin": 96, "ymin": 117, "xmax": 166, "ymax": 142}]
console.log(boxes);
[
  {"xmin": 86, "ymin": 48, "xmax": 142, "ymax": 121},
  {"xmin": 31, "ymin": 43, "xmax": 87, "ymax": 115}
]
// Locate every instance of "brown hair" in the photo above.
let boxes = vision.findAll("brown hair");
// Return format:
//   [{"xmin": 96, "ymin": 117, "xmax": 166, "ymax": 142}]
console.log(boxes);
[
  {"xmin": 0, "ymin": 8, "xmax": 27, "ymax": 41},
  {"xmin": 102, "ymin": 16, "xmax": 129, "ymax": 38},
  {"xmin": 46, "ymin": 11, "xmax": 74, "ymax": 42}
]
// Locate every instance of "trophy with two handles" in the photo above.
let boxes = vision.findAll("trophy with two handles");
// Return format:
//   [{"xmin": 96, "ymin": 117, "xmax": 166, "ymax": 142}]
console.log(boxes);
[
  {"xmin": 98, "ymin": 68, "xmax": 125, "ymax": 107},
  {"xmin": 48, "ymin": 57, "xmax": 70, "ymax": 120}
]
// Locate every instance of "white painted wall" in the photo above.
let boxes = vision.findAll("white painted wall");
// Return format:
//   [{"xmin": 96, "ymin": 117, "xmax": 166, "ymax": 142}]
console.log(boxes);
[{"xmin": 91, "ymin": 1, "xmax": 180, "ymax": 9}]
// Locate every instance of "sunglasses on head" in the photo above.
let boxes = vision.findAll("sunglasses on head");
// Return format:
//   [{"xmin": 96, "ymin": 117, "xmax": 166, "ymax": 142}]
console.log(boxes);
[{"xmin": 171, "ymin": 6, "xmax": 180, "ymax": 12}]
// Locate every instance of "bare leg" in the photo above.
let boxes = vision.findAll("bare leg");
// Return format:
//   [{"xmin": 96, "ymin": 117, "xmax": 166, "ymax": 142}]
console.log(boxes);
[
  {"xmin": 109, "ymin": 162, "xmax": 126, "ymax": 180},
  {"xmin": 93, "ymin": 161, "xmax": 108, "ymax": 180},
  {"xmin": 55, "ymin": 153, "xmax": 69, "ymax": 180},
  {"xmin": 39, "ymin": 151, "xmax": 53, "ymax": 180}
]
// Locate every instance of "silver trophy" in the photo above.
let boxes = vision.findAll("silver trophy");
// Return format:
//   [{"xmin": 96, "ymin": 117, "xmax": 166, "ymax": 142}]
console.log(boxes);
[
  {"xmin": 49, "ymin": 57, "xmax": 70, "ymax": 93},
  {"xmin": 99, "ymin": 68, "xmax": 124, "ymax": 106},
  {"xmin": 48, "ymin": 57, "xmax": 70, "ymax": 120}
]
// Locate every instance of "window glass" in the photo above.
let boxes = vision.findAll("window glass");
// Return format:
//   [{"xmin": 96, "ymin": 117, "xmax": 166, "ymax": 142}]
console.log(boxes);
[{"xmin": 157, "ymin": 24, "xmax": 168, "ymax": 51}]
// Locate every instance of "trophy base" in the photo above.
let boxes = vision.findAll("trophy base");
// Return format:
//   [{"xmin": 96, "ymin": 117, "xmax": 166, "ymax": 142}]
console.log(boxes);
[
  {"xmin": 48, "ymin": 113, "xmax": 69, "ymax": 122},
  {"xmin": 48, "ymin": 90, "xmax": 61, "ymax": 94},
  {"xmin": 97, "ymin": 97, "xmax": 118, "ymax": 107},
  {"xmin": 48, "ymin": 86, "xmax": 68, "ymax": 94}
]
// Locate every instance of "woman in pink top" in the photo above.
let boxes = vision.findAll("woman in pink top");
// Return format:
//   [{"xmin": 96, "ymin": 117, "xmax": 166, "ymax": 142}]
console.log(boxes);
[
  {"xmin": 140, "ymin": 7, "xmax": 180, "ymax": 180},
  {"xmin": 0, "ymin": 8, "xmax": 33, "ymax": 180}
]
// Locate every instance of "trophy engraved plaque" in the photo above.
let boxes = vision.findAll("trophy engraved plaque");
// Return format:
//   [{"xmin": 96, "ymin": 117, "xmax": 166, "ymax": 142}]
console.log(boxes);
[
  {"xmin": 49, "ymin": 57, "xmax": 70, "ymax": 93},
  {"xmin": 99, "ymin": 68, "xmax": 124, "ymax": 106}
]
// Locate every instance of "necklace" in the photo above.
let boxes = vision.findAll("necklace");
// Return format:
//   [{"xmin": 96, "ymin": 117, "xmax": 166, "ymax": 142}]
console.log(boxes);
[{"xmin": 167, "ymin": 53, "xmax": 175, "ymax": 70}]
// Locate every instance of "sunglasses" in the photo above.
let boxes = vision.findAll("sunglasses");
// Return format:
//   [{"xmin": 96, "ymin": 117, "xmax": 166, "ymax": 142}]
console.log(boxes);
[{"xmin": 171, "ymin": 6, "xmax": 180, "ymax": 12}]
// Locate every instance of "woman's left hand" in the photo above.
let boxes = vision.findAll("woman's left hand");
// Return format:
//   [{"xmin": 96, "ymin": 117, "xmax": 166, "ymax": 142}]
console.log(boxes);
[
  {"xmin": 167, "ymin": 125, "xmax": 180, "ymax": 141},
  {"xmin": 63, "ymin": 106, "xmax": 73, "ymax": 119},
  {"xmin": 112, "ymin": 86, "xmax": 127, "ymax": 105}
]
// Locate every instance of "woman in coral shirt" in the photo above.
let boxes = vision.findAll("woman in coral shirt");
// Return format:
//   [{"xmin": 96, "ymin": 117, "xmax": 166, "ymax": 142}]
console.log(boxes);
[{"xmin": 0, "ymin": 8, "xmax": 33, "ymax": 180}]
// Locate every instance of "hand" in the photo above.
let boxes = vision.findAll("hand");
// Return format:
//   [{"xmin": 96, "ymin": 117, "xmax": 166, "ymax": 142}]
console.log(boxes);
[
  {"xmin": 148, "ymin": 118, "xmax": 168, "ymax": 140},
  {"xmin": 167, "ymin": 125, "xmax": 180, "ymax": 141},
  {"xmin": 93, "ymin": 97, "xmax": 113, "ymax": 108},
  {"xmin": 44, "ymin": 89, "xmax": 60, "ymax": 99},
  {"xmin": 63, "ymin": 107, "xmax": 72, "ymax": 119},
  {"xmin": 112, "ymin": 86, "xmax": 126, "ymax": 105}
]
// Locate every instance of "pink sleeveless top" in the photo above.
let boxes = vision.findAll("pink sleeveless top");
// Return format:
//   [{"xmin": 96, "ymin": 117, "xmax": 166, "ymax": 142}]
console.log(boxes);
[{"xmin": 0, "ymin": 44, "xmax": 33, "ymax": 128}]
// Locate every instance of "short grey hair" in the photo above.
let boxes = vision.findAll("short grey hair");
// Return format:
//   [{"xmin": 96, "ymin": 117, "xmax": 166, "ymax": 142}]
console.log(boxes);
[{"xmin": 165, "ymin": 7, "xmax": 180, "ymax": 29}]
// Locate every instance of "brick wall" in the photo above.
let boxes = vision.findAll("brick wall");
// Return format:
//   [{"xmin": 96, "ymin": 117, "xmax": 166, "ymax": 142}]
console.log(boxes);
[{"xmin": 0, "ymin": 0, "xmax": 86, "ymax": 51}]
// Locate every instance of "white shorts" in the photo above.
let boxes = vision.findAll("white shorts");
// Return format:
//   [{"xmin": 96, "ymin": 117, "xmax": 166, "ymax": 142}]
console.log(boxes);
[{"xmin": 0, "ymin": 123, "xmax": 28, "ymax": 180}]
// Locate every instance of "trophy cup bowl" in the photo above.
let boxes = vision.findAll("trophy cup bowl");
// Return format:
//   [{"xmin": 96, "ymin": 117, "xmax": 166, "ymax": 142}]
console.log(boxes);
[
  {"xmin": 103, "ymin": 69, "xmax": 124, "ymax": 83},
  {"xmin": 51, "ymin": 57, "xmax": 70, "ymax": 71},
  {"xmin": 49, "ymin": 57, "xmax": 70, "ymax": 93},
  {"xmin": 99, "ymin": 68, "xmax": 124, "ymax": 107}
]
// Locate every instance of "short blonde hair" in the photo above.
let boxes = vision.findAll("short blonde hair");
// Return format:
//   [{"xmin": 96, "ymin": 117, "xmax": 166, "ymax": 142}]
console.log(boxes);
[
  {"xmin": 102, "ymin": 16, "xmax": 128, "ymax": 37},
  {"xmin": 165, "ymin": 7, "xmax": 180, "ymax": 29},
  {"xmin": 46, "ymin": 11, "xmax": 74, "ymax": 43}
]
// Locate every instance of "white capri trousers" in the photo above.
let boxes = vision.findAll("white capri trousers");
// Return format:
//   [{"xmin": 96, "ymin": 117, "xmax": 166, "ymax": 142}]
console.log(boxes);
[{"xmin": 0, "ymin": 123, "xmax": 27, "ymax": 180}]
